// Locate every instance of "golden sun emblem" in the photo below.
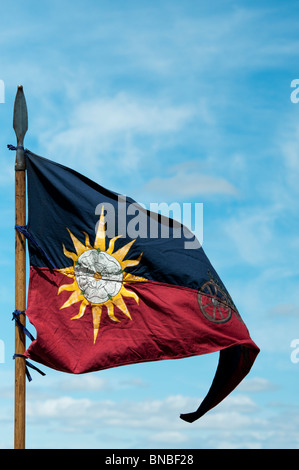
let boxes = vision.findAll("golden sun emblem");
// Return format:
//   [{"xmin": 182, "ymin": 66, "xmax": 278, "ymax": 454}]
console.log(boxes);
[{"xmin": 57, "ymin": 206, "xmax": 146, "ymax": 343}]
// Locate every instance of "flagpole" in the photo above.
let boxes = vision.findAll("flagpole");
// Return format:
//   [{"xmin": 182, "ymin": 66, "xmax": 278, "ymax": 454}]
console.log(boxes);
[{"xmin": 13, "ymin": 85, "xmax": 28, "ymax": 449}]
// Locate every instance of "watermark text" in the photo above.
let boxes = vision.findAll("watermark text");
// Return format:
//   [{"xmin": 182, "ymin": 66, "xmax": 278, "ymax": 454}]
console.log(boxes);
[
  {"xmin": 290, "ymin": 79, "xmax": 299, "ymax": 103},
  {"xmin": 95, "ymin": 196, "xmax": 203, "ymax": 249},
  {"xmin": 290, "ymin": 339, "xmax": 299, "ymax": 363}
]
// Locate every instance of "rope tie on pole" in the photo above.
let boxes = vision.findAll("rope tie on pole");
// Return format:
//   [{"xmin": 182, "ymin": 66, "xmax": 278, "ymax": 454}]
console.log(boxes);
[
  {"xmin": 12, "ymin": 310, "xmax": 35, "ymax": 342},
  {"xmin": 13, "ymin": 354, "xmax": 45, "ymax": 382},
  {"xmin": 7, "ymin": 144, "xmax": 26, "ymax": 151}
]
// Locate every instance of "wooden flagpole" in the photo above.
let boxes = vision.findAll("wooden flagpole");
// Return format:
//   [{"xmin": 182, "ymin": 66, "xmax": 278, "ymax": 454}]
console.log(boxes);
[{"xmin": 13, "ymin": 85, "xmax": 28, "ymax": 449}]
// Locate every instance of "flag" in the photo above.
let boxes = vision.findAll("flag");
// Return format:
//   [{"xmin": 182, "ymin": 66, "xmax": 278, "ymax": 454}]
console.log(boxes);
[{"xmin": 22, "ymin": 150, "xmax": 259, "ymax": 422}]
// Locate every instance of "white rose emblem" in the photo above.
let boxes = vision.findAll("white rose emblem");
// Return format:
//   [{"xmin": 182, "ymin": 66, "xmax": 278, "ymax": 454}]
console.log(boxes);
[{"xmin": 74, "ymin": 249, "xmax": 123, "ymax": 304}]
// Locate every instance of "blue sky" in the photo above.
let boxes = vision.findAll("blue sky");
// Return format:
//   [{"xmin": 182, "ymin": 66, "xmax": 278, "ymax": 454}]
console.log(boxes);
[{"xmin": 0, "ymin": 0, "xmax": 299, "ymax": 449}]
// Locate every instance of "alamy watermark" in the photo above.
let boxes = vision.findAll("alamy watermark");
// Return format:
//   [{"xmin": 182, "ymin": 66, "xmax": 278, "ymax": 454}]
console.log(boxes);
[
  {"xmin": 290, "ymin": 339, "xmax": 299, "ymax": 364},
  {"xmin": 0, "ymin": 80, "xmax": 4, "ymax": 103},
  {"xmin": 95, "ymin": 196, "xmax": 203, "ymax": 249},
  {"xmin": 290, "ymin": 79, "xmax": 299, "ymax": 103}
]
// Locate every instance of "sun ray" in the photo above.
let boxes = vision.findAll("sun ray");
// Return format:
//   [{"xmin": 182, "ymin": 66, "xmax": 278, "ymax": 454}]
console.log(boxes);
[
  {"xmin": 121, "ymin": 286, "xmax": 139, "ymax": 304},
  {"xmin": 71, "ymin": 298, "xmax": 88, "ymax": 320},
  {"xmin": 121, "ymin": 256, "xmax": 142, "ymax": 269},
  {"xmin": 106, "ymin": 301, "xmax": 120, "ymax": 322},
  {"xmin": 113, "ymin": 295, "xmax": 132, "ymax": 320},
  {"xmin": 113, "ymin": 239, "xmax": 136, "ymax": 263},
  {"xmin": 58, "ymin": 280, "xmax": 77, "ymax": 294},
  {"xmin": 82, "ymin": 231, "xmax": 92, "ymax": 249},
  {"xmin": 107, "ymin": 235, "xmax": 122, "ymax": 255},
  {"xmin": 92, "ymin": 305, "xmax": 103, "ymax": 343},
  {"xmin": 66, "ymin": 228, "xmax": 87, "ymax": 257},
  {"xmin": 57, "ymin": 266, "xmax": 75, "ymax": 278},
  {"xmin": 123, "ymin": 272, "xmax": 147, "ymax": 283},
  {"xmin": 62, "ymin": 245, "xmax": 78, "ymax": 263},
  {"xmin": 60, "ymin": 290, "xmax": 83, "ymax": 309},
  {"xmin": 94, "ymin": 206, "xmax": 106, "ymax": 252}
]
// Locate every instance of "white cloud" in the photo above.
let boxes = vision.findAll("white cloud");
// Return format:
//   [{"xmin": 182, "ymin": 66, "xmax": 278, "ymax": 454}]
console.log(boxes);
[
  {"xmin": 74, "ymin": 93, "xmax": 192, "ymax": 134},
  {"xmin": 149, "ymin": 431, "xmax": 188, "ymax": 444},
  {"xmin": 208, "ymin": 394, "xmax": 258, "ymax": 415},
  {"xmin": 143, "ymin": 169, "xmax": 238, "ymax": 199},
  {"xmin": 57, "ymin": 375, "xmax": 109, "ymax": 392},
  {"xmin": 27, "ymin": 396, "xmax": 92, "ymax": 419},
  {"xmin": 238, "ymin": 377, "xmax": 277, "ymax": 393},
  {"xmin": 39, "ymin": 93, "xmax": 194, "ymax": 173},
  {"xmin": 270, "ymin": 304, "xmax": 299, "ymax": 318},
  {"xmin": 26, "ymin": 392, "xmax": 258, "ymax": 432},
  {"xmin": 24, "ymin": 391, "xmax": 288, "ymax": 448},
  {"xmin": 53, "ymin": 372, "xmax": 148, "ymax": 394}
]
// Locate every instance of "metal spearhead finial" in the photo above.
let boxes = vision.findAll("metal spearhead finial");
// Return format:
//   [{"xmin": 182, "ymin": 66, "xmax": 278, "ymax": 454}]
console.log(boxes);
[
  {"xmin": 13, "ymin": 85, "xmax": 28, "ymax": 170},
  {"xmin": 13, "ymin": 85, "xmax": 28, "ymax": 144}
]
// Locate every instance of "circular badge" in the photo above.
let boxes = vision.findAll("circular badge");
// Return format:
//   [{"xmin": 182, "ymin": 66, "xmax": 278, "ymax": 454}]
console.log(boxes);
[{"xmin": 197, "ymin": 280, "xmax": 232, "ymax": 323}]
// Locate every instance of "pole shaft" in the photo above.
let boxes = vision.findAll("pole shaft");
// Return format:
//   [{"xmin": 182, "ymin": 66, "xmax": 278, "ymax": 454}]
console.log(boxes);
[
  {"xmin": 13, "ymin": 84, "xmax": 28, "ymax": 449},
  {"xmin": 14, "ymin": 159, "xmax": 26, "ymax": 449}
]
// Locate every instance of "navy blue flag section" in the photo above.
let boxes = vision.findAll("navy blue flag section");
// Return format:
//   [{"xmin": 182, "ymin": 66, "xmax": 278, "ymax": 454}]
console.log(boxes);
[{"xmin": 20, "ymin": 149, "xmax": 259, "ymax": 422}]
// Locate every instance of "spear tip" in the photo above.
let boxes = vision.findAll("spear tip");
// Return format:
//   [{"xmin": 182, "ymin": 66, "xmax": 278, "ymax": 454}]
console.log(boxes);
[{"xmin": 13, "ymin": 85, "xmax": 28, "ymax": 146}]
